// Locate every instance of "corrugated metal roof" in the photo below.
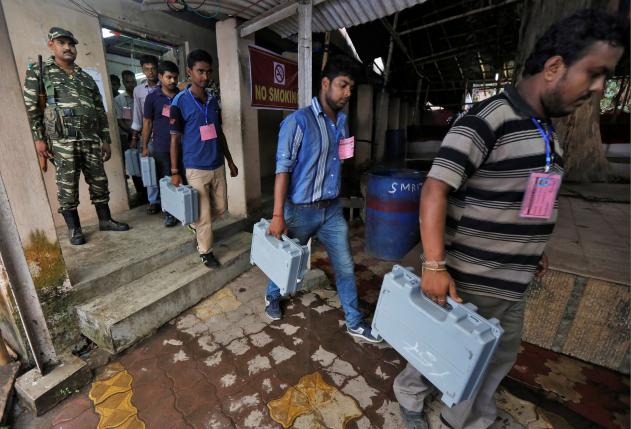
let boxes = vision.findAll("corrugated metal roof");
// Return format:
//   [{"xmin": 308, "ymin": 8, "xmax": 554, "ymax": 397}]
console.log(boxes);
[
  {"xmin": 142, "ymin": 0, "xmax": 426, "ymax": 38},
  {"xmin": 272, "ymin": 0, "xmax": 426, "ymax": 38}
]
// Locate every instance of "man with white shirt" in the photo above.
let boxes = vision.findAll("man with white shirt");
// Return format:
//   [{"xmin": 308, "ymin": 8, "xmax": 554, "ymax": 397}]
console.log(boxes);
[
  {"xmin": 114, "ymin": 70, "xmax": 145, "ymax": 202},
  {"xmin": 131, "ymin": 54, "xmax": 160, "ymax": 214}
]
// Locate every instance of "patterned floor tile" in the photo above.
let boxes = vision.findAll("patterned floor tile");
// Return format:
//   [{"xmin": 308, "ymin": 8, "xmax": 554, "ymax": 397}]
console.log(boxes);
[
  {"xmin": 268, "ymin": 371, "xmax": 362, "ymax": 429},
  {"xmin": 89, "ymin": 363, "xmax": 145, "ymax": 429}
]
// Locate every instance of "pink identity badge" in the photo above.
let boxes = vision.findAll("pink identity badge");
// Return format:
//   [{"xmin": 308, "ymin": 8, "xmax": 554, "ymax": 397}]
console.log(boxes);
[
  {"xmin": 122, "ymin": 106, "xmax": 132, "ymax": 120},
  {"xmin": 520, "ymin": 173, "xmax": 561, "ymax": 219},
  {"xmin": 338, "ymin": 136, "xmax": 355, "ymax": 160},
  {"xmin": 162, "ymin": 104, "xmax": 171, "ymax": 117},
  {"xmin": 199, "ymin": 123, "xmax": 217, "ymax": 141}
]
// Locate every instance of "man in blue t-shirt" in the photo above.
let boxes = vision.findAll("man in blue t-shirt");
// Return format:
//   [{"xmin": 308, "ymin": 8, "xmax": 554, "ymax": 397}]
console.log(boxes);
[
  {"xmin": 169, "ymin": 50, "xmax": 238, "ymax": 268},
  {"xmin": 142, "ymin": 60, "xmax": 181, "ymax": 227}
]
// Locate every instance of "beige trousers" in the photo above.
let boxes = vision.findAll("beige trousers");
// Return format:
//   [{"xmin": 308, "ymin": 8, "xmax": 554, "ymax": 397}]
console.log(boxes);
[{"xmin": 185, "ymin": 166, "xmax": 227, "ymax": 254}]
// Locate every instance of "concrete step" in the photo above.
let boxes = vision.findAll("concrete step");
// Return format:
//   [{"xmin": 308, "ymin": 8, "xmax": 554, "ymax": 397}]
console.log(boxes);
[
  {"xmin": 61, "ymin": 207, "xmax": 247, "ymax": 303},
  {"xmin": 76, "ymin": 231, "xmax": 252, "ymax": 354}
]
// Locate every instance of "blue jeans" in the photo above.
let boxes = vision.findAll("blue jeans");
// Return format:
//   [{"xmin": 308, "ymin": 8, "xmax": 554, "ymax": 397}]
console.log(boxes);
[
  {"xmin": 147, "ymin": 142, "xmax": 159, "ymax": 204},
  {"xmin": 265, "ymin": 200, "xmax": 363, "ymax": 327}
]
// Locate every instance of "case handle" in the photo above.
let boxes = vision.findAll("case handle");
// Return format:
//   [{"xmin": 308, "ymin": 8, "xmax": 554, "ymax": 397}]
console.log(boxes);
[{"xmin": 408, "ymin": 283, "xmax": 474, "ymax": 323}]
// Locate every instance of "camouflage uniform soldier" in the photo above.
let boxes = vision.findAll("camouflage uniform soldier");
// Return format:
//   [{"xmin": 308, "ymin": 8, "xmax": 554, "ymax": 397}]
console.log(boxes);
[{"xmin": 23, "ymin": 27, "xmax": 129, "ymax": 245}]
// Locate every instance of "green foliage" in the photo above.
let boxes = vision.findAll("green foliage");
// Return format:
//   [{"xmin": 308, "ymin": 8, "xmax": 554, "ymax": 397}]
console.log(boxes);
[{"xmin": 601, "ymin": 78, "xmax": 629, "ymax": 114}]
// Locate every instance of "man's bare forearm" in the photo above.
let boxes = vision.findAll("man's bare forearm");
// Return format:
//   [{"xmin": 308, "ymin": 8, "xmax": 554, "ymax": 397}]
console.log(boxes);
[
  {"xmin": 420, "ymin": 177, "xmax": 451, "ymax": 261},
  {"xmin": 142, "ymin": 118, "xmax": 152, "ymax": 151},
  {"xmin": 273, "ymin": 173, "xmax": 290, "ymax": 216},
  {"xmin": 218, "ymin": 130, "xmax": 234, "ymax": 164},
  {"xmin": 170, "ymin": 134, "xmax": 181, "ymax": 171}
]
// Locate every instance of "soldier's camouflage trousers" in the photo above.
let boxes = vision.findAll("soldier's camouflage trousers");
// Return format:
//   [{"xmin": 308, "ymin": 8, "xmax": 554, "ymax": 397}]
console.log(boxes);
[{"xmin": 52, "ymin": 139, "xmax": 110, "ymax": 212}]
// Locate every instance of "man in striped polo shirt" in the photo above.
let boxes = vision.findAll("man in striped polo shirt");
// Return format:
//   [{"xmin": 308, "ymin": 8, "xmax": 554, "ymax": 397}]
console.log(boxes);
[{"xmin": 395, "ymin": 10, "xmax": 626, "ymax": 429}]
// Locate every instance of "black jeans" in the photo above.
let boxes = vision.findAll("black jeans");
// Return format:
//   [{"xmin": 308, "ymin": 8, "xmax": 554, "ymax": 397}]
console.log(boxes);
[{"xmin": 153, "ymin": 151, "xmax": 186, "ymax": 184}]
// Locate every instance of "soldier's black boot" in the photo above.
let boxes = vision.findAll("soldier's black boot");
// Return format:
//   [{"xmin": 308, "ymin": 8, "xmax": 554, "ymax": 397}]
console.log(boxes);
[
  {"xmin": 61, "ymin": 210, "xmax": 86, "ymax": 245},
  {"xmin": 95, "ymin": 203, "xmax": 130, "ymax": 232}
]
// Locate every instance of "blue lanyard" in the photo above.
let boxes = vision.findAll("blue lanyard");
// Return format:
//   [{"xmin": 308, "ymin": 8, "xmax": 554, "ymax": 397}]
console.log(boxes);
[
  {"xmin": 187, "ymin": 88, "xmax": 210, "ymax": 124},
  {"xmin": 530, "ymin": 117, "xmax": 554, "ymax": 172},
  {"xmin": 325, "ymin": 115, "xmax": 345, "ymax": 144}
]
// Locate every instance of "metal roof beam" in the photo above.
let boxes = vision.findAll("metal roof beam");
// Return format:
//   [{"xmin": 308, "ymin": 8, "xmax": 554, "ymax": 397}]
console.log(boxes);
[
  {"xmin": 380, "ymin": 16, "xmax": 428, "ymax": 82},
  {"xmin": 407, "ymin": 38, "xmax": 512, "ymax": 65},
  {"xmin": 238, "ymin": 0, "xmax": 326, "ymax": 38},
  {"xmin": 398, "ymin": 0, "xmax": 521, "ymax": 37}
]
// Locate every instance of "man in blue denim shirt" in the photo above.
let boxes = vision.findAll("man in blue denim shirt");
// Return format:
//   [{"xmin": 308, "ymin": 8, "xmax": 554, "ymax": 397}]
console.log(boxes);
[{"xmin": 265, "ymin": 56, "xmax": 381, "ymax": 343}]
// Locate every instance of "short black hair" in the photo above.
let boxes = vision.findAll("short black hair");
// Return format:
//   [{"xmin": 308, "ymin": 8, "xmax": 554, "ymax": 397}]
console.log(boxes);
[
  {"xmin": 110, "ymin": 74, "xmax": 120, "ymax": 83},
  {"xmin": 322, "ymin": 55, "xmax": 358, "ymax": 82},
  {"xmin": 523, "ymin": 9, "xmax": 627, "ymax": 77},
  {"xmin": 121, "ymin": 69, "xmax": 135, "ymax": 80},
  {"xmin": 187, "ymin": 49, "xmax": 213, "ymax": 69},
  {"xmin": 139, "ymin": 54, "xmax": 158, "ymax": 67},
  {"xmin": 158, "ymin": 60, "xmax": 179, "ymax": 75}
]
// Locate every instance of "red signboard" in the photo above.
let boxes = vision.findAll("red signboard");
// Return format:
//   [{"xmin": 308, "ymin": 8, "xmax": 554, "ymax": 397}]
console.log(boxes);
[{"xmin": 249, "ymin": 45, "xmax": 298, "ymax": 110}]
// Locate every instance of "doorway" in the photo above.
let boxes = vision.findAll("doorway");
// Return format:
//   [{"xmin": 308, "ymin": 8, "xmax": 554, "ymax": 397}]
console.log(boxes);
[{"xmin": 101, "ymin": 26, "xmax": 183, "ymax": 207}]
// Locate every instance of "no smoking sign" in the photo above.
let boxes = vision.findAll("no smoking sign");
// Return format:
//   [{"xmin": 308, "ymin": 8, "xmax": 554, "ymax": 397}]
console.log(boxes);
[{"xmin": 273, "ymin": 61, "xmax": 285, "ymax": 85}]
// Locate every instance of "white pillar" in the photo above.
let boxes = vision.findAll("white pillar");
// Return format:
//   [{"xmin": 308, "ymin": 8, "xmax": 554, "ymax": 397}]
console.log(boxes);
[
  {"xmin": 216, "ymin": 18, "xmax": 261, "ymax": 217},
  {"xmin": 297, "ymin": 0, "xmax": 313, "ymax": 108},
  {"xmin": 353, "ymin": 84, "xmax": 373, "ymax": 168}
]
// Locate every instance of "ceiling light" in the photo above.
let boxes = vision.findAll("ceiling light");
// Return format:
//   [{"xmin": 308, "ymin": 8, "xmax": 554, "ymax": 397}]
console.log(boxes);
[{"xmin": 102, "ymin": 28, "xmax": 115, "ymax": 39}]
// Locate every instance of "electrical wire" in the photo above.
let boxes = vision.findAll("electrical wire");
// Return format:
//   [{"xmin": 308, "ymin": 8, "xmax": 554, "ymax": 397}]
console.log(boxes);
[
  {"xmin": 166, "ymin": 0, "xmax": 219, "ymax": 19},
  {"xmin": 184, "ymin": 0, "xmax": 208, "ymax": 10},
  {"xmin": 192, "ymin": 9, "xmax": 219, "ymax": 19},
  {"xmin": 166, "ymin": 0, "xmax": 186, "ymax": 12},
  {"xmin": 68, "ymin": 0, "xmax": 98, "ymax": 17},
  {"xmin": 77, "ymin": 0, "xmax": 99, "ymax": 14}
]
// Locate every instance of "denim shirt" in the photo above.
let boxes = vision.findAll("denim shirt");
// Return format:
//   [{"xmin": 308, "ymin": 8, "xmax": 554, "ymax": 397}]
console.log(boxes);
[{"xmin": 276, "ymin": 97, "xmax": 347, "ymax": 204}]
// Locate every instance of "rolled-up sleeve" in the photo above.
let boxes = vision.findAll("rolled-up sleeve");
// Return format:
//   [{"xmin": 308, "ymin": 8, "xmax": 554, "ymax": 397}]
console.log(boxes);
[
  {"xmin": 275, "ymin": 116, "xmax": 303, "ymax": 174},
  {"xmin": 169, "ymin": 103, "xmax": 184, "ymax": 135}
]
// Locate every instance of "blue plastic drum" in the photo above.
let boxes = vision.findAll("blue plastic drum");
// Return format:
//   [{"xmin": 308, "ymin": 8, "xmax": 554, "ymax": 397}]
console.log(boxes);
[{"xmin": 365, "ymin": 169, "xmax": 425, "ymax": 260}]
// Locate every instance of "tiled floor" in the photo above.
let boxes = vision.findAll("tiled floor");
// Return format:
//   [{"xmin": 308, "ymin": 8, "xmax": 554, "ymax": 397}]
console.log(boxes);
[{"xmin": 12, "ymin": 225, "xmax": 629, "ymax": 429}]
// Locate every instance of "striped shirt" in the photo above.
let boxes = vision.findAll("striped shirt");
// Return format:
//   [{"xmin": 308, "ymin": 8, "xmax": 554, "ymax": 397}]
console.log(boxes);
[
  {"xmin": 428, "ymin": 85, "xmax": 564, "ymax": 301},
  {"xmin": 275, "ymin": 97, "xmax": 347, "ymax": 204}
]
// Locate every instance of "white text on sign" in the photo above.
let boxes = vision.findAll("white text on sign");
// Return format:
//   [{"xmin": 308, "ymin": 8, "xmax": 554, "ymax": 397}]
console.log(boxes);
[{"xmin": 388, "ymin": 182, "xmax": 423, "ymax": 194}]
